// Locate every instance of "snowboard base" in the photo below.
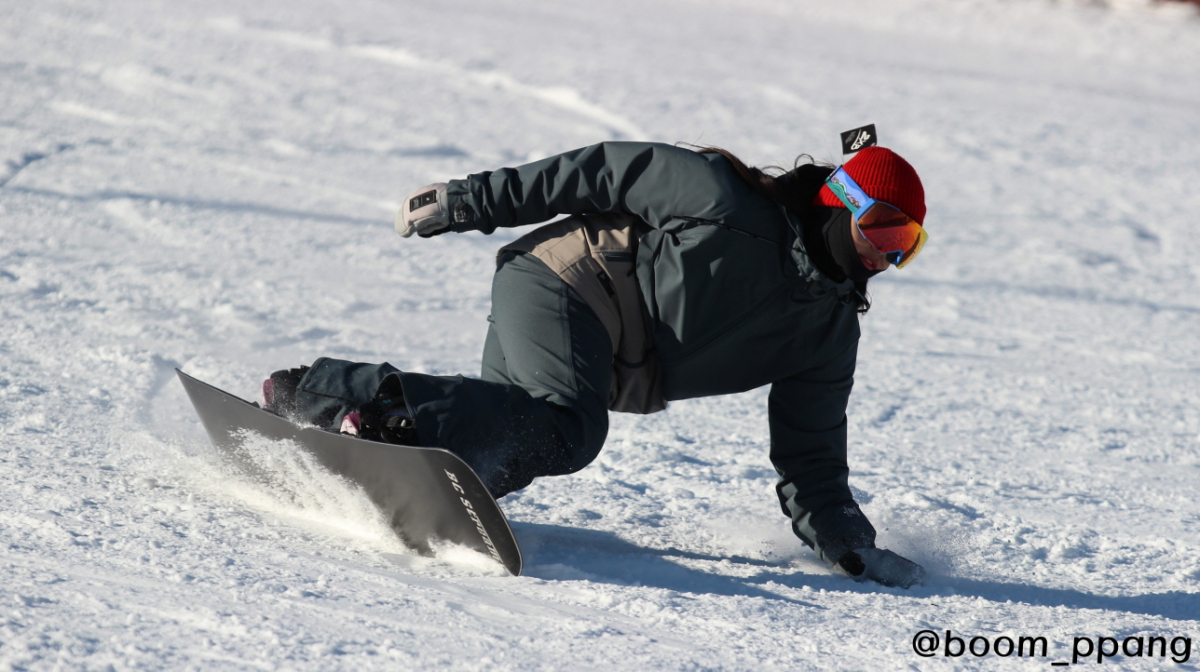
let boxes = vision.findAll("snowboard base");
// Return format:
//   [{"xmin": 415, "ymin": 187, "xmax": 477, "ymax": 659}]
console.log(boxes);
[{"xmin": 176, "ymin": 369, "xmax": 522, "ymax": 575}]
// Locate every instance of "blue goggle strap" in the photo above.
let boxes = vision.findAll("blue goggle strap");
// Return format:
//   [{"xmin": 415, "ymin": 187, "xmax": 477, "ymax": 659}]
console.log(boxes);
[{"xmin": 825, "ymin": 167, "xmax": 877, "ymax": 215}]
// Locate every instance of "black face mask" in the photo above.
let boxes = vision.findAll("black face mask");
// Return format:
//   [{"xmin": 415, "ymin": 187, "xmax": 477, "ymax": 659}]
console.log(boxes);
[{"xmin": 821, "ymin": 208, "xmax": 882, "ymax": 283}]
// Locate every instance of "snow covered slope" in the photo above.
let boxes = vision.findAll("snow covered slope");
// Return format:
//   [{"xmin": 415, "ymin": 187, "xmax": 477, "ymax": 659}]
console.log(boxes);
[{"xmin": 2, "ymin": 0, "xmax": 1199, "ymax": 669}]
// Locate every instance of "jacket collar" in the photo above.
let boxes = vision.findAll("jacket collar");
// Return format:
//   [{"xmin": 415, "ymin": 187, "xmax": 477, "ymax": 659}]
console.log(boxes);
[{"xmin": 780, "ymin": 206, "xmax": 858, "ymax": 301}]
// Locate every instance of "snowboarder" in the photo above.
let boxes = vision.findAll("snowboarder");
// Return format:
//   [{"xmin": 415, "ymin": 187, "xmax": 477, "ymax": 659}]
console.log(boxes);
[{"xmin": 263, "ymin": 141, "xmax": 929, "ymax": 587}]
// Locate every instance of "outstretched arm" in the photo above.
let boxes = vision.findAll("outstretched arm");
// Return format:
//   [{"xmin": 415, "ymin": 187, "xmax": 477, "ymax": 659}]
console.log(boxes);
[{"xmin": 397, "ymin": 142, "xmax": 735, "ymax": 237}]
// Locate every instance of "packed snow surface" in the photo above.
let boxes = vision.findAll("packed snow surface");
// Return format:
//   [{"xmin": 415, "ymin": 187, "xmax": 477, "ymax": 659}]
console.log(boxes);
[{"xmin": 3, "ymin": 0, "xmax": 1200, "ymax": 669}]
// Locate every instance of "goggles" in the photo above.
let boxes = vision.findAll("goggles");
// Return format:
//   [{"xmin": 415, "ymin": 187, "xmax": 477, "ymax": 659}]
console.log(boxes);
[{"xmin": 825, "ymin": 167, "xmax": 927, "ymax": 269}]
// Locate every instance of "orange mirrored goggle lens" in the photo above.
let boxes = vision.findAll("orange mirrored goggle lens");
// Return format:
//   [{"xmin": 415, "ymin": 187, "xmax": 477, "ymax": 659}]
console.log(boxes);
[
  {"xmin": 826, "ymin": 166, "xmax": 927, "ymax": 269},
  {"xmin": 855, "ymin": 202, "xmax": 928, "ymax": 269}
]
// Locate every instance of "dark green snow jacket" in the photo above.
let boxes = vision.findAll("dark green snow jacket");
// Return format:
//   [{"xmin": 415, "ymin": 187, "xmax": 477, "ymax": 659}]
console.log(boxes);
[{"xmin": 445, "ymin": 142, "xmax": 873, "ymax": 557}]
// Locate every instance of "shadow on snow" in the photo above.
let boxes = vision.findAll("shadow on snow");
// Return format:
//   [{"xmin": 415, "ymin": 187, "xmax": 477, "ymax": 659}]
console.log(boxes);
[
  {"xmin": 512, "ymin": 522, "xmax": 823, "ymax": 609},
  {"xmin": 513, "ymin": 522, "xmax": 1200, "ymax": 622}
]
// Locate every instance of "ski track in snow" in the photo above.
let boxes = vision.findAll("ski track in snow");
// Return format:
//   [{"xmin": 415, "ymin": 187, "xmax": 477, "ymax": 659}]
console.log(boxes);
[
  {"xmin": 2, "ymin": 0, "xmax": 1200, "ymax": 669},
  {"xmin": 203, "ymin": 16, "xmax": 648, "ymax": 143}
]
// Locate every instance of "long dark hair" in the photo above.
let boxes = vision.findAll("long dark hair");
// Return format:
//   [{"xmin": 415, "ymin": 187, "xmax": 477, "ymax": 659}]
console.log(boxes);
[{"xmin": 690, "ymin": 145, "xmax": 871, "ymax": 313}]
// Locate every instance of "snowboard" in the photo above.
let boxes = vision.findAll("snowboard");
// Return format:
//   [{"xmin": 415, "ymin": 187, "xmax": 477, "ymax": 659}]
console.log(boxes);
[{"xmin": 176, "ymin": 369, "xmax": 523, "ymax": 575}]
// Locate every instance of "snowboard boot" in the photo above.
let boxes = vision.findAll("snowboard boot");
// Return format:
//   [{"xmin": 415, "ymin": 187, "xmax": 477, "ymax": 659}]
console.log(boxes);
[
  {"xmin": 340, "ymin": 374, "xmax": 418, "ymax": 446},
  {"xmin": 261, "ymin": 366, "xmax": 309, "ymax": 418},
  {"xmin": 356, "ymin": 402, "xmax": 418, "ymax": 445}
]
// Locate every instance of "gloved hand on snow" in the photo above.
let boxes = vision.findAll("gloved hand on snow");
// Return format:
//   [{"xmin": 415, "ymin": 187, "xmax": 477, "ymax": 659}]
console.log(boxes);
[
  {"xmin": 835, "ymin": 547, "xmax": 926, "ymax": 589},
  {"xmin": 396, "ymin": 182, "xmax": 451, "ymax": 238},
  {"xmin": 792, "ymin": 501, "xmax": 926, "ymax": 589}
]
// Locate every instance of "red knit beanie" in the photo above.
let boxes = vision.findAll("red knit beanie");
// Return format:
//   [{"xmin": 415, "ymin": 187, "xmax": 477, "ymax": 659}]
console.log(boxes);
[{"xmin": 815, "ymin": 146, "xmax": 926, "ymax": 224}]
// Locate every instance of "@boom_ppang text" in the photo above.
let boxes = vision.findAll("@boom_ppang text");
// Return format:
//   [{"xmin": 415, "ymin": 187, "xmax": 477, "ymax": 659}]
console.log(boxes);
[{"xmin": 911, "ymin": 630, "xmax": 1192, "ymax": 664}]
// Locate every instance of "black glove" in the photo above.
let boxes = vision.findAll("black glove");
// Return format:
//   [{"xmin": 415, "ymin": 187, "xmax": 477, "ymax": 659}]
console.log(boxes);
[
  {"xmin": 795, "ymin": 501, "xmax": 926, "ymax": 589},
  {"xmin": 836, "ymin": 548, "xmax": 926, "ymax": 589}
]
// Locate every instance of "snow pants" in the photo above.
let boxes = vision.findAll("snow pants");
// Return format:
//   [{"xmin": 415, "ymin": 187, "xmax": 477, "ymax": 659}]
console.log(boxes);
[{"xmin": 292, "ymin": 251, "xmax": 613, "ymax": 497}]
